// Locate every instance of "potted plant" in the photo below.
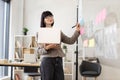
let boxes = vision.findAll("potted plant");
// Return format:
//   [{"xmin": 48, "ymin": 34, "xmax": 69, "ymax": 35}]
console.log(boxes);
[
  {"xmin": 62, "ymin": 44, "xmax": 68, "ymax": 61},
  {"xmin": 23, "ymin": 27, "xmax": 29, "ymax": 35},
  {"xmin": 62, "ymin": 44, "xmax": 67, "ymax": 53}
]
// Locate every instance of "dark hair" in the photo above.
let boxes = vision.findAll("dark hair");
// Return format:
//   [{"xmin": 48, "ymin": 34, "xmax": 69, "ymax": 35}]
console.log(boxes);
[{"xmin": 40, "ymin": 11, "xmax": 54, "ymax": 27}]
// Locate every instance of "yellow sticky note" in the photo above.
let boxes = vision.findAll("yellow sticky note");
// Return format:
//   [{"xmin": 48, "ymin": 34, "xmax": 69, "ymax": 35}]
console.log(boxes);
[{"xmin": 88, "ymin": 38, "xmax": 95, "ymax": 47}]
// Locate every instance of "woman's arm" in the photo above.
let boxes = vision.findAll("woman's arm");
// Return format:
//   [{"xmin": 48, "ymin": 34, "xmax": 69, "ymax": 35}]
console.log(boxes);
[
  {"xmin": 61, "ymin": 23, "xmax": 80, "ymax": 44},
  {"xmin": 44, "ymin": 44, "xmax": 60, "ymax": 50},
  {"xmin": 61, "ymin": 31, "xmax": 80, "ymax": 44},
  {"xmin": 37, "ymin": 44, "xmax": 47, "ymax": 55}
]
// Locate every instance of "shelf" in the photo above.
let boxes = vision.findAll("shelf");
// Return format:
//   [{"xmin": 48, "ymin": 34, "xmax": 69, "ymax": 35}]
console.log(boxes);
[
  {"xmin": 14, "ymin": 35, "xmax": 39, "ymax": 80},
  {"xmin": 15, "ymin": 35, "xmax": 35, "ymax": 37},
  {"xmin": 64, "ymin": 74, "xmax": 72, "ymax": 75},
  {"xmin": 14, "ymin": 35, "xmax": 37, "ymax": 59},
  {"xmin": 64, "ymin": 62, "xmax": 73, "ymax": 63},
  {"xmin": 63, "ymin": 51, "xmax": 73, "ymax": 80}
]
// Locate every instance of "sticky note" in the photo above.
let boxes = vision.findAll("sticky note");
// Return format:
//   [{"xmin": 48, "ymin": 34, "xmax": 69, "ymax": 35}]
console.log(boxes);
[
  {"xmin": 79, "ymin": 18, "xmax": 84, "ymax": 26},
  {"xmin": 88, "ymin": 38, "xmax": 95, "ymax": 47},
  {"xmin": 80, "ymin": 27, "xmax": 85, "ymax": 35},
  {"xmin": 83, "ymin": 39, "xmax": 88, "ymax": 47},
  {"xmin": 101, "ymin": 8, "xmax": 106, "ymax": 21},
  {"xmin": 95, "ymin": 8, "xmax": 107, "ymax": 25}
]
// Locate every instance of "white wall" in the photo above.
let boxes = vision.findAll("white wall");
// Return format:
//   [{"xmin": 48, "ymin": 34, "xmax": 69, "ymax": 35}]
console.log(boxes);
[
  {"xmin": 9, "ymin": 0, "xmax": 24, "ymax": 59},
  {"xmin": 24, "ymin": 0, "xmax": 77, "ymax": 36}
]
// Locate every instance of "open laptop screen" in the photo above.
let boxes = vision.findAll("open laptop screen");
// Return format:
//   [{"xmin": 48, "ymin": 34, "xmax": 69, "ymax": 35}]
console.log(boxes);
[{"xmin": 37, "ymin": 28, "xmax": 61, "ymax": 44}]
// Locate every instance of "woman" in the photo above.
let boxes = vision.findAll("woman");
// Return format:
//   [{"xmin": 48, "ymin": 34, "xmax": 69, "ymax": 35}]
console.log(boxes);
[{"xmin": 38, "ymin": 11, "xmax": 80, "ymax": 80}]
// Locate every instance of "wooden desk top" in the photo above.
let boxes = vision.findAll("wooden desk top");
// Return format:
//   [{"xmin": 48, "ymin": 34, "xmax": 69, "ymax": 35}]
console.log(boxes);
[{"xmin": 0, "ymin": 62, "xmax": 40, "ymax": 67}]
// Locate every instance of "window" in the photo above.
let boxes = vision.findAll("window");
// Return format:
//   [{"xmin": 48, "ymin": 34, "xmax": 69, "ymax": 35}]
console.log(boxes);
[
  {"xmin": 0, "ymin": 0, "xmax": 10, "ymax": 78},
  {"xmin": 0, "ymin": 0, "xmax": 5, "ymax": 77}
]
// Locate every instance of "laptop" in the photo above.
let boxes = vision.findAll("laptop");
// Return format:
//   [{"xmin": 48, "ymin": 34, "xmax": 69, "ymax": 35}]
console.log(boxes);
[
  {"xmin": 37, "ymin": 28, "xmax": 61, "ymax": 44},
  {"xmin": 24, "ymin": 54, "xmax": 36, "ymax": 63}
]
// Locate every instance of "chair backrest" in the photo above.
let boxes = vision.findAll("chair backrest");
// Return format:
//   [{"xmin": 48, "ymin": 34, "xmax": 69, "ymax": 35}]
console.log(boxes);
[
  {"xmin": 79, "ymin": 58, "xmax": 102, "ymax": 77},
  {"xmin": 24, "ymin": 67, "xmax": 38, "ymax": 73}
]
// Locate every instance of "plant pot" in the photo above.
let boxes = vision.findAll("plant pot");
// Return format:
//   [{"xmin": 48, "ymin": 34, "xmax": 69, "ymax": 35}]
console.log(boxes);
[{"xmin": 24, "ymin": 32, "xmax": 27, "ymax": 35}]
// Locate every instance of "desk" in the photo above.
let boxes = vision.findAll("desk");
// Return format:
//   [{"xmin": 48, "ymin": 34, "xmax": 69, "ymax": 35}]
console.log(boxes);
[{"xmin": 0, "ymin": 62, "xmax": 40, "ymax": 80}]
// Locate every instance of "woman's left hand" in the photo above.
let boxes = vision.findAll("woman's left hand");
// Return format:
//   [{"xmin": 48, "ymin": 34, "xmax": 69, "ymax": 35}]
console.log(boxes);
[{"xmin": 44, "ymin": 44, "xmax": 60, "ymax": 50}]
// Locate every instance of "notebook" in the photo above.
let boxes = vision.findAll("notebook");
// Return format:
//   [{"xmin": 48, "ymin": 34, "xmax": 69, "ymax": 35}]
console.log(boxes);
[{"xmin": 37, "ymin": 28, "xmax": 61, "ymax": 44}]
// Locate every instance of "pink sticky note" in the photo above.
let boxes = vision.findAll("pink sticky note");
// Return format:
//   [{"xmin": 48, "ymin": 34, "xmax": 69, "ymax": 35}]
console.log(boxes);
[
  {"xmin": 80, "ymin": 27, "xmax": 85, "ymax": 35},
  {"xmin": 101, "ymin": 8, "xmax": 106, "ymax": 21},
  {"xmin": 83, "ymin": 39, "xmax": 88, "ymax": 47},
  {"xmin": 95, "ymin": 8, "xmax": 107, "ymax": 25}
]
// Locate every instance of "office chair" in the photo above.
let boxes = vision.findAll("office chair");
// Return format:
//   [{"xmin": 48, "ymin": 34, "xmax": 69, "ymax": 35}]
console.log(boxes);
[
  {"xmin": 24, "ymin": 67, "xmax": 41, "ymax": 80},
  {"xmin": 27, "ymin": 72, "xmax": 41, "ymax": 80},
  {"xmin": 79, "ymin": 58, "xmax": 101, "ymax": 80}
]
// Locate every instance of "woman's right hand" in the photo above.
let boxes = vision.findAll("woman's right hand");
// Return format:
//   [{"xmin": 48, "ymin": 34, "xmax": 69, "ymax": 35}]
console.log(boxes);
[
  {"xmin": 75, "ymin": 23, "xmax": 80, "ymax": 32},
  {"xmin": 44, "ymin": 44, "xmax": 59, "ymax": 50}
]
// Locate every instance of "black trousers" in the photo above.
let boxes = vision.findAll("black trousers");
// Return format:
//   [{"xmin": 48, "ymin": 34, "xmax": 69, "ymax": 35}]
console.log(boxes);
[{"xmin": 40, "ymin": 57, "xmax": 64, "ymax": 80}]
